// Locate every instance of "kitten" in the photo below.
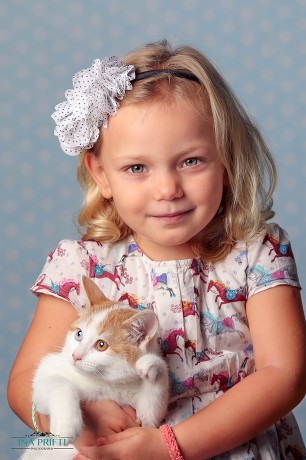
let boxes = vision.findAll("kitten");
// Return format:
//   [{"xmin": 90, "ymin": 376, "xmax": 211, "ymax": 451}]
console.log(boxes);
[{"xmin": 21, "ymin": 276, "xmax": 169, "ymax": 459}]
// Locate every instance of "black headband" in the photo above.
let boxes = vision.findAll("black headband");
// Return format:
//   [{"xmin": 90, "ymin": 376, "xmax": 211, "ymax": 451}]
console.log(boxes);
[{"xmin": 134, "ymin": 69, "xmax": 200, "ymax": 83}]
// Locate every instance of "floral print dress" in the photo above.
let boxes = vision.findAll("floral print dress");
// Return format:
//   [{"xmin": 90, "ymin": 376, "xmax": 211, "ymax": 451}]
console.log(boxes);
[{"xmin": 31, "ymin": 223, "xmax": 305, "ymax": 459}]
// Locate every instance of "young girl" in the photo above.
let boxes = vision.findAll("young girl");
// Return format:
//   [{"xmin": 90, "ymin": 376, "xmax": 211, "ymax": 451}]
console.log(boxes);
[{"xmin": 8, "ymin": 40, "xmax": 305, "ymax": 460}]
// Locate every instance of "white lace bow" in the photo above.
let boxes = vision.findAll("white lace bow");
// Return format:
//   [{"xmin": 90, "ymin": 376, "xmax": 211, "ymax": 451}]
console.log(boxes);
[{"xmin": 51, "ymin": 57, "xmax": 135, "ymax": 155}]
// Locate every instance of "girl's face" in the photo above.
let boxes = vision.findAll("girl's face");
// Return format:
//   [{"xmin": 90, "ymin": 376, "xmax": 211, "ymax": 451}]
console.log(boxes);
[{"xmin": 86, "ymin": 100, "xmax": 226, "ymax": 260}]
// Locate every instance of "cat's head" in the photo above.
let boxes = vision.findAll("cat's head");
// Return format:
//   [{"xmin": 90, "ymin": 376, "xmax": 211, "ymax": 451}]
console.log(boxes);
[{"xmin": 65, "ymin": 276, "xmax": 161, "ymax": 381}]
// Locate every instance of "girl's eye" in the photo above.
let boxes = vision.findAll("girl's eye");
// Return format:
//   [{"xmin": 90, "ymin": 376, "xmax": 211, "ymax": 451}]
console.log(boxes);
[
  {"xmin": 75, "ymin": 329, "xmax": 83, "ymax": 341},
  {"xmin": 96, "ymin": 340, "xmax": 109, "ymax": 352},
  {"xmin": 127, "ymin": 164, "xmax": 145, "ymax": 174},
  {"xmin": 182, "ymin": 158, "xmax": 202, "ymax": 167}
]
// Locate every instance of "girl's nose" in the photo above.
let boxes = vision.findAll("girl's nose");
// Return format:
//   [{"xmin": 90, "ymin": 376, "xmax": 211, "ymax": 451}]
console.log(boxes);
[{"xmin": 153, "ymin": 171, "xmax": 184, "ymax": 201}]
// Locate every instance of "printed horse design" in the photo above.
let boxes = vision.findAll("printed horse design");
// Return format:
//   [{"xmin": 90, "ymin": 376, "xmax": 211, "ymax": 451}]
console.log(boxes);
[
  {"xmin": 185, "ymin": 340, "xmax": 222, "ymax": 364},
  {"xmin": 77, "ymin": 240, "xmax": 103, "ymax": 250},
  {"xmin": 169, "ymin": 369, "xmax": 207, "ymax": 399},
  {"xmin": 185, "ymin": 339, "xmax": 210, "ymax": 364},
  {"xmin": 234, "ymin": 249, "xmax": 248, "ymax": 265},
  {"xmin": 262, "ymin": 233, "xmax": 294, "ymax": 262},
  {"xmin": 127, "ymin": 242, "xmax": 143, "ymax": 256},
  {"xmin": 182, "ymin": 300, "xmax": 198, "ymax": 318},
  {"xmin": 201, "ymin": 311, "xmax": 245, "ymax": 337},
  {"xmin": 169, "ymin": 371, "xmax": 200, "ymax": 398},
  {"xmin": 247, "ymin": 264, "xmax": 297, "ymax": 287},
  {"xmin": 47, "ymin": 247, "xmax": 57, "ymax": 262},
  {"xmin": 118, "ymin": 292, "xmax": 145, "ymax": 311},
  {"xmin": 207, "ymin": 280, "xmax": 247, "ymax": 308},
  {"xmin": 47, "ymin": 242, "xmax": 66, "ymax": 262},
  {"xmin": 89, "ymin": 255, "xmax": 123, "ymax": 289},
  {"xmin": 162, "ymin": 328, "xmax": 185, "ymax": 361},
  {"xmin": 211, "ymin": 357, "xmax": 248, "ymax": 393},
  {"xmin": 118, "ymin": 243, "xmax": 143, "ymax": 263},
  {"xmin": 284, "ymin": 445, "xmax": 304, "ymax": 459},
  {"xmin": 277, "ymin": 417, "xmax": 294, "ymax": 442},
  {"xmin": 151, "ymin": 270, "xmax": 175, "ymax": 297},
  {"xmin": 34, "ymin": 274, "xmax": 80, "ymax": 300},
  {"xmin": 190, "ymin": 259, "xmax": 209, "ymax": 283}
]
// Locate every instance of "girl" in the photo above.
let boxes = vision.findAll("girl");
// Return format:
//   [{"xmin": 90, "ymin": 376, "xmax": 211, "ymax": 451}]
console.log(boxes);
[{"xmin": 8, "ymin": 40, "xmax": 305, "ymax": 459}]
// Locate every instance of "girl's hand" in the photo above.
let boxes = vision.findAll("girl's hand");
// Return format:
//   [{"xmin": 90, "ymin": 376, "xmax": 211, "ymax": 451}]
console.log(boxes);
[
  {"xmin": 75, "ymin": 427, "xmax": 171, "ymax": 460},
  {"xmin": 74, "ymin": 400, "xmax": 139, "ymax": 451}
]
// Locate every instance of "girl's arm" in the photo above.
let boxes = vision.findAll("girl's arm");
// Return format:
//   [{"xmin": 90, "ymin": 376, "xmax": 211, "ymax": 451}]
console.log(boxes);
[
  {"xmin": 173, "ymin": 285, "xmax": 306, "ymax": 459},
  {"xmin": 7, "ymin": 294, "xmax": 138, "ymax": 443},
  {"xmin": 77, "ymin": 285, "xmax": 305, "ymax": 460},
  {"xmin": 7, "ymin": 294, "xmax": 77, "ymax": 432}
]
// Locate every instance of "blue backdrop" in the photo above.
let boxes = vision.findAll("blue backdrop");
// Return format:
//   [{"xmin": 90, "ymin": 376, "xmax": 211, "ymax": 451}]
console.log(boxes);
[{"xmin": 1, "ymin": 1, "xmax": 305, "ymax": 458}]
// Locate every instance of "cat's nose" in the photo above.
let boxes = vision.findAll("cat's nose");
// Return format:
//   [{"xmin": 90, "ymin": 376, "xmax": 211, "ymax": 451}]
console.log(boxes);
[{"xmin": 72, "ymin": 352, "xmax": 82, "ymax": 362}]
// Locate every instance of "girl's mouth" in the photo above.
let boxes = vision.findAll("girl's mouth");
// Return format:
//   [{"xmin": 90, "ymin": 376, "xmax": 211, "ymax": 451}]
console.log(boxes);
[{"xmin": 150, "ymin": 210, "xmax": 192, "ymax": 223}]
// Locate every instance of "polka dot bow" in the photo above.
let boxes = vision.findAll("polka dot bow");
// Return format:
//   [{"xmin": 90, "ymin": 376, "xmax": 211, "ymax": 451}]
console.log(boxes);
[{"xmin": 51, "ymin": 57, "xmax": 135, "ymax": 155}]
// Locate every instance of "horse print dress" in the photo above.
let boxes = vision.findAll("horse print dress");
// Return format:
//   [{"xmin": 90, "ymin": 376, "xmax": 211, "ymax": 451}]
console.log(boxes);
[{"xmin": 32, "ymin": 222, "xmax": 305, "ymax": 459}]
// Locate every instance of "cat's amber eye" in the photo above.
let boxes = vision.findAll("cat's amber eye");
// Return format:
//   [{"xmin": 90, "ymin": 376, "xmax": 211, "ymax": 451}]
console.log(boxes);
[
  {"xmin": 75, "ymin": 328, "xmax": 83, "ymax": 341},
  {"xmin": 96, "ymin": 340, "xmax": 109, "ymax": 352}
]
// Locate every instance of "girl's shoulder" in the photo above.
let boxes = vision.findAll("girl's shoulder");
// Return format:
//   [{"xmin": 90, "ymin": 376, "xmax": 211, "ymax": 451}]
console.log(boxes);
[
  {"xmin": 239, "ymin": 222, "xmax": 300, "ymax": 297},
  {"xmin": 249, "ymin": 221, "xmax": 292, "ymax": 246},
  {"xmin": 31, "ymin": 237, "xmax": 134, "ymax": 311},
  {"xmin": 39, "ymin": 236, "xmax": 134, "ymax": 267},
  {"xmin": 243, "ymin": 221, "xmax": 297, "ymax": 265},
  {"xmin": 228, "ymin": 221, "xmax": 293, "ymax": 256}
]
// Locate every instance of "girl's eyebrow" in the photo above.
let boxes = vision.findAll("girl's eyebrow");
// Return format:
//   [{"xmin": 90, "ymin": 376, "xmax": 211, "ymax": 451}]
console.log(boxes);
[
  {"xmin": 113, "ymin": 143, "xmax": 213, "ymax": 159},
  {"xmin": 111, "ymin": 153, "xmax": 148, "ymax": 163}
]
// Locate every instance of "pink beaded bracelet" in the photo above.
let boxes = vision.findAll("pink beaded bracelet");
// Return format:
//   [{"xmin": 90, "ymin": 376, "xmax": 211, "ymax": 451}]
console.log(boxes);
[{"xmin": 159, "ymin": 424, "xmax": 184, "ymax": 460}]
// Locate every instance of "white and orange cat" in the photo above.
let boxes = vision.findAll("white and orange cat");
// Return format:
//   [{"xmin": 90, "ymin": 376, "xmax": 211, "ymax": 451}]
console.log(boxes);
[{"xmin": 21, "ymin": 276, "xmax": 169, "ymax": 459}]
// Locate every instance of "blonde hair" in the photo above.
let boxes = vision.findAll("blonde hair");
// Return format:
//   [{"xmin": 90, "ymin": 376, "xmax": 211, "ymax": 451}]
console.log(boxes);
[{"xmin": 77, "ymin": 39, "xmax": 277, "ymax": 261}]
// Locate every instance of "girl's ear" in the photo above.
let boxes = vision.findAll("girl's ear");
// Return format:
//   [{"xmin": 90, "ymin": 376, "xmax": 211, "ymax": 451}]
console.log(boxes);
[{"xmin": 84, "ymin": 152, "xmax": 112, "ymax": 199}]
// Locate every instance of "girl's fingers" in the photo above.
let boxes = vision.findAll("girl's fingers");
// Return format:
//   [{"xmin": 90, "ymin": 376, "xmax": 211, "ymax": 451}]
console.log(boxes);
[
  {"xmin": 79, "ymin": 428, "xmax": 140, "ymax": 459},
  {"xmin": 96, "ymin": 427, "xmax": 139, "ymax": 445},
  {"xmin": 121, "ymin": 405, "xmax": 138, "ymax": 423}
]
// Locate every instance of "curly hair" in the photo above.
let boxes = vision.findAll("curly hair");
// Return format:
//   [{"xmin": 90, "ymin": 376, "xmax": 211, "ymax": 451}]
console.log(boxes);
[{"xmin": 77, "ymin": 39, "xmax": 277, "ymax": 261}]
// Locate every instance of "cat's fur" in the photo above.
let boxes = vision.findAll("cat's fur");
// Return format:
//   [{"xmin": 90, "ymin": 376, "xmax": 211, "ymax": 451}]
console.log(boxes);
[{"xmin": 20, "ymin": 276, "xmax": 169, "ymax": 459}]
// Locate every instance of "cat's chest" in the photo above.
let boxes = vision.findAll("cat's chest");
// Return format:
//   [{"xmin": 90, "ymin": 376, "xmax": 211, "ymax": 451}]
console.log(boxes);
[{"xmin": 72, "ymin": 370, "xmax": 140, "ymax": 404}]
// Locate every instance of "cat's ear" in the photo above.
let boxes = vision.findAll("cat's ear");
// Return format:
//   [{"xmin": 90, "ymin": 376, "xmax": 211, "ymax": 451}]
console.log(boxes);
[
  {"xmin": 82, "ymin": 276, "xmax": 110, "ymax": 307},
  {"xmin": 123, "ymin": 310, "xmax": 159, "ymax": 347}
]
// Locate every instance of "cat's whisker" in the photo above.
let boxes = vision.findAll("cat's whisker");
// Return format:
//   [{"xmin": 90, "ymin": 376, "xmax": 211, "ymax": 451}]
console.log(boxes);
[{"xmin": 93, "ymin": 368, "xmax": 105, "ymax": 378}]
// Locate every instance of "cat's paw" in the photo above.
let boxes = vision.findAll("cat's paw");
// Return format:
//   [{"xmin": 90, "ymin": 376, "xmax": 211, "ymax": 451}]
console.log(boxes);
[
  {"xmin": 137, "ymin": 412, "xmax": 159, "ymax": 428},
  {"xmin": 50, "ymin": 413, "xmax": 83, "ymax": 442},
  {"xmin": 136, "ymin": 402, "xmax": 166, "ymax": 428},
  {"xmin": 136, "ymin": 354, "xmax": 167, "ymax": 383}
]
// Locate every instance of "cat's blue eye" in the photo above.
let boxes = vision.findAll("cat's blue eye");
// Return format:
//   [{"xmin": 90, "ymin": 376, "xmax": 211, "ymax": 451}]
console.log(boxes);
[{"xmin": 75, "ymin": 329, "xmax": 83, "ymax": 341}]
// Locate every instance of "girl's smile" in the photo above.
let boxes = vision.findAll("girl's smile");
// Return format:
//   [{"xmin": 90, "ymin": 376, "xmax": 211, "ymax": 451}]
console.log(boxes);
[
  {"xmin": 86, "ymin": 100, "xmax": 226, "ymax": 260},
  {"xmin": 148, "ymin": 209, "xmax": 194, "ymax": 224}
]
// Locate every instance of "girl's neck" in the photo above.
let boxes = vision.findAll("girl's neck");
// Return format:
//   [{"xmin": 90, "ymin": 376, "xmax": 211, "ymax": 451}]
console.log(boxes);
[{"xmin": 133, "ymin": 234, "xmax": 197, "ymax": 261}]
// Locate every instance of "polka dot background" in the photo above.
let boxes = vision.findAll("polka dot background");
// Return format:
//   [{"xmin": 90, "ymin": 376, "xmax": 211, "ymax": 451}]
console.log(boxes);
[{"xmin": 1, "ymin": 0, "xmax": 305, "ymax": 457}]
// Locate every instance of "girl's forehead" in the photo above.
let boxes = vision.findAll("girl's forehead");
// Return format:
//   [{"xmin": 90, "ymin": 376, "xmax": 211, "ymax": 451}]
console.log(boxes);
[
  {"xmin": 98, "ymin": 99, "xmax": 218, "ymax": 161},
  {"xmin": 108, "ymin": 97, "xmax": 213, "ymax": 131},
  {"xmin": 123, "ymin": 88, "xmax": 212, "ymax": 117}
]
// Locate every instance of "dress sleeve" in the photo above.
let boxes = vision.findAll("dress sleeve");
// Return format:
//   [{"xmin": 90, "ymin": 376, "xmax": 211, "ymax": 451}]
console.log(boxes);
[
  {"xmin": 31, "ymin": 240, "xmax": 90, "ymax": 312},
  {"xmin": 246, "ymin": 223, "xmax": 301, "ymax": 298}
]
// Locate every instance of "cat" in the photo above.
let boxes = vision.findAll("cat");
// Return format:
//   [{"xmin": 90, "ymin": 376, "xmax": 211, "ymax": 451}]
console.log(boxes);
[{"xmin": 20, "ymin": 276, "xmax": 169, "ymax": 459}]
